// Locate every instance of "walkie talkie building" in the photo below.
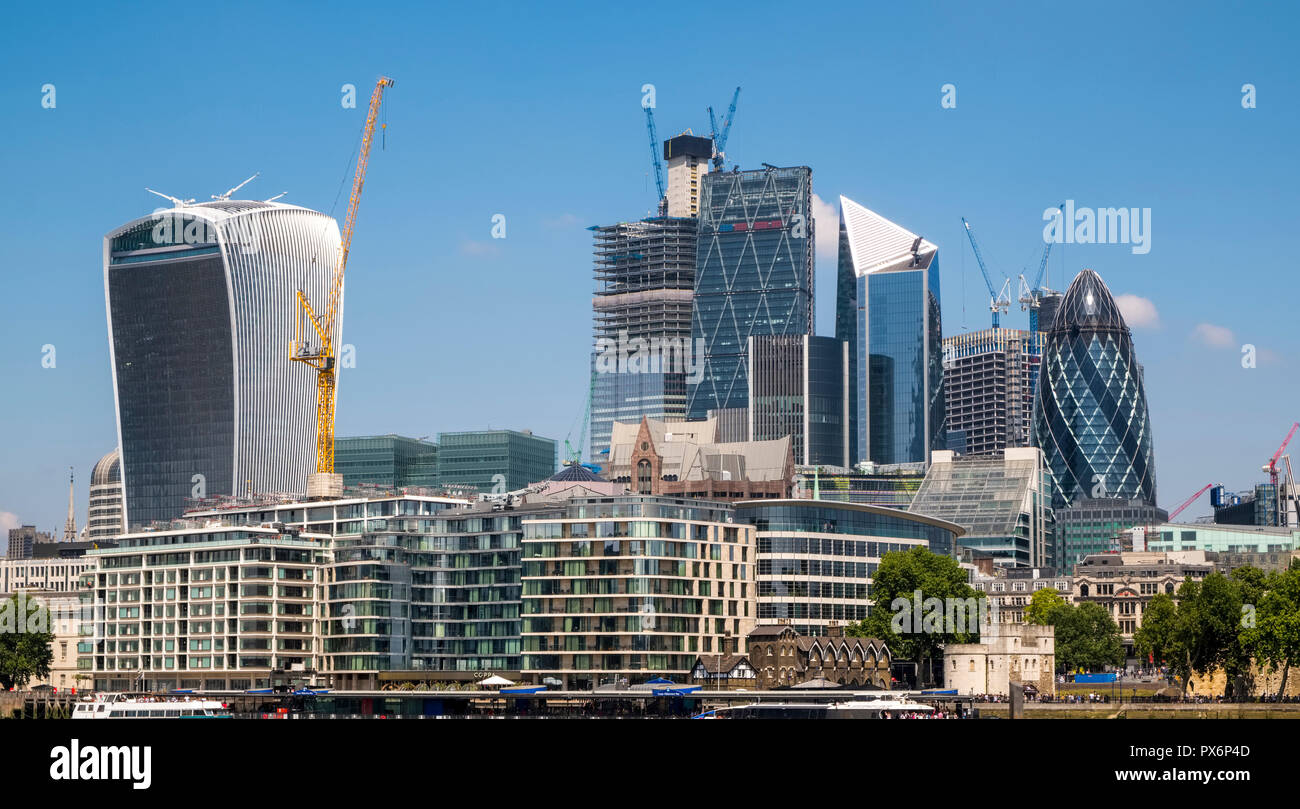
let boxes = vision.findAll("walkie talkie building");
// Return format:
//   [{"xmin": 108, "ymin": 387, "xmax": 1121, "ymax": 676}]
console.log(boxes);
[{"xmin": 104, "ymin": 200, "xmax": 341, "ymax": 530}]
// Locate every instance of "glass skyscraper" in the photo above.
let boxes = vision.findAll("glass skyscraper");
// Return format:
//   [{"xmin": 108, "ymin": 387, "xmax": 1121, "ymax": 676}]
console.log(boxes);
[
  {"xmin": 1033, "ymin": 269, "xmax": 1162, "ymax": 570},
  {"xmin": 688, "ymin": 166, "xmax": 814, "ymax": 419},
  {"xmin": 1033, "ymin": 269, "xmax": 1157, "ymax": 508},
  {"xmin": 836, "ymin": 196, "xmax": 944, "ymax": 466},
  {"xmin": 104, "ymin": 200, "xmax": 340, "ymax": 529},
  {"xmin": 748, "ymin": 334, "xmax": 850, "ymax": 467}
]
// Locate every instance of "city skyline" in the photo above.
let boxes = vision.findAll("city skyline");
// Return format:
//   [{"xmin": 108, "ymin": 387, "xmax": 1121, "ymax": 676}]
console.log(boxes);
[{"xmin": 3, "ymin": 1, "xmax": 1298, "ymax": 537}]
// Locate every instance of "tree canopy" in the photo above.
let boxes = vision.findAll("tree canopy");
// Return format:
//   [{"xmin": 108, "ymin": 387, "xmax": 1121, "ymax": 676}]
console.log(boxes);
[
  {"xmin": 0, "ymin": 594, "xmax": 54, "ymax": 690},
  {"xmin": 845, "ymin": 546, "xmax": 982, "ymax": 686}
]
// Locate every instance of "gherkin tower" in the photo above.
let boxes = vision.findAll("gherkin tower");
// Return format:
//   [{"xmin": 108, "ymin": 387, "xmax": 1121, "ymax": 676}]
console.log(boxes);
[{"xmin": 1032, "ymin": 269, "xmax": 1157, "ymax": 509}]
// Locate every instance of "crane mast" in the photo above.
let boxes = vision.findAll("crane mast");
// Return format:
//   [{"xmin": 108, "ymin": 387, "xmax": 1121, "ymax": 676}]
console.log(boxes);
[
  {"xmin": 292, "ymin": 76, "xmax": 393, "ymax": 496},
  {"xmin": 961, "ymin": 217, "xmax": 1009, "ymax": 328}
]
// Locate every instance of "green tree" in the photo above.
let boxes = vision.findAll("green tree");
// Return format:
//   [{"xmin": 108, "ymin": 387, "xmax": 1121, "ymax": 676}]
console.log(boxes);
[
  {"xmin": 1133, "ymin": 592, "xmax": 1178, "ymax": 673},
  {"xmin": 0, "ymin": 594, "xmax": 54, "ymax": 690},
  {"xmin": 1243, "ymin": 566, "xmax": 1300, "ymax": 698},
  {"xmin": 845, "ymin": 546, "xmax": 982, "ymax": 687},
  {"xmin": 1173, "ymin": 572, "xmax": 1248, "ymax": 698},
  {"xmin": 1025, "ymin": 587, "xmax": 1065, "ymax": 625},
  {"xmin": 1049, "ymin": 602, "xmax": 1124, "ymax": 674}
]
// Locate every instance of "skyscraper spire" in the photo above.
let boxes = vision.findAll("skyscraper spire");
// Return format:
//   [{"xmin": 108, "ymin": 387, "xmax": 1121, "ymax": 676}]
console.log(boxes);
[{"xmin": 64, "ymin": 466, "xmax": 76, "ymax": 542}]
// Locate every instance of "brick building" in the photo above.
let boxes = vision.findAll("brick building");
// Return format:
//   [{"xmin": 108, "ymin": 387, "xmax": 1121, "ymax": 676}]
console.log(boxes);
[{"xmin": 746, "ymin": 623, "xmax": 891, "ymax": 689}]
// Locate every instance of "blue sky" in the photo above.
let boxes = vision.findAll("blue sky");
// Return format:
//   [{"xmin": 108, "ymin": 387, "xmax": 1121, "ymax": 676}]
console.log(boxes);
[{"xmin": 2, "ymin": 0, "xmax": 1297, "ymax": 535}]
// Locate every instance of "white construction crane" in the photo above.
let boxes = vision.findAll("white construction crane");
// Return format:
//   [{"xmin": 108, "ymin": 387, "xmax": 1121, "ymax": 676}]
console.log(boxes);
[{"xmin": 212, "ymin": 172, "xmax": 260, "ymax": 201}]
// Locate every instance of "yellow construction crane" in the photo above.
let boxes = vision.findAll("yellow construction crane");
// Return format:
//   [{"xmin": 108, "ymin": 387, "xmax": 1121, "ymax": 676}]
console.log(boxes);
[{"xmin": 292, "ymin": 76, "xmax": 394, "ymax": 496}]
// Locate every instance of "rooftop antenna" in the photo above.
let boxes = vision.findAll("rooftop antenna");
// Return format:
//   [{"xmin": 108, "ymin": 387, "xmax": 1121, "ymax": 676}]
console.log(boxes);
[
  {"xmin": 213, "ymin": 172, "xmax": 260, "ymax": 201},
  {"xmin": 145, "ymin": 188, "xmax": 195, "ymax": 207},
  {"xmin": 264, "ymin": 192, "xmax": 288, "ymax": 202}
]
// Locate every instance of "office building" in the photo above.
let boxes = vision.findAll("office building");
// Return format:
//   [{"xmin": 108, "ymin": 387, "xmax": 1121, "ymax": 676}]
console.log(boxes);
[
  {"xmin": 688, "ymin": 165, "xmax": 814, "ymax": 419},
  {"xmin": 0, "ymin": 555, "xmax": 96, "ymax": 594},
  {"xmin": 1212, "ymin": 482, "xmax": 1299, "ymax": 528},
  {"xmin": 589, "ymin": 217, "xmax": 698, "ymax": 461},
  {"xmin": 105, "ymin": 199, "xmax": 341, "ymax": 529},
  {"xmin": 18, "ymin": 591, "xmax": 84, "ymax": 691},
  {"xmin": 1034, "ymin": 291, "xmax": 1064, "ymax": 335},
  {"xmin": 663, "ymin": 134, "xmax": 712, "ymax": 218},
  {"xmin": 1207, "ymin": 549, "xmax": 1300, "ymax": 575},
  {"xmin": 969, "ymin": 566, "xmax": 1073, "ymax": 625},
  {"xmin": 1033, "ymin": 269, "xmax": 1161, "ymax": 571},
  {"xmin": 7, "ymin": 525, "xmax": 51, "ymax": 560},
  {"xmin": 1141, "ymin": 522, "xmax": 1300, "ymax": 554},
  {"xmin": 836, "ymin": 196, "xmax": 944, "ymax": 466},
  {"xmin": 1056, "ymin": 499, "xmax": 1168, "ymax": 569},
  {"xmin": 747, "ymin": 334, "xmax": 851, "ymax": 467},
  {"xmin": 88, "ymin": 449, "xmax": 125, "ymax": 541},
  {"xmin": 908, "ymin": 448, "xmax": 1056, "ymax": 569},
  {"xmin": 736, "ymin": 499, "xmax": 962, "ymax": 634},
  {"xmin": 436, "ymin": 430, "xmax": 557, "ymax": 493},
  {"xmin": 520, "ymin": 495, "xmax": 756, "ymax": 689},
  {"xmin": 1072, "ymin": 551, "xmax": 1213, "ymax": 658},
  {"xmin": 943, "ymin": 328, "xmax": 1044, "ymax": 456},
  {"xmin": 793, "ymin": 462, "xmax": 928, "ymax": 508},
  {"xmin": 335, "ymin": 434, "xmax": 438, "ymax": 489},
  {"xmin": 605, "ymin": 416, "xmax": 794, "ymax": 501}
]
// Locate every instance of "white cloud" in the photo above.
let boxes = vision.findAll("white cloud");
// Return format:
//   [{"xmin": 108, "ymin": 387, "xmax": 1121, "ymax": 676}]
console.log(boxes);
[
  {"xmin": 811, "ymin": 193, "xmax": 839, "ymax": 266},
  {"xmin": 0, "ymin": 511, "xmax": 19, "ymax": 535},
  {"xmin": 1192, "ymin": 322, "xmax": 1237, "ymax": 348},
  {"xmin": 1115, "ymin": 294, "xmax": 1160, "ymax": 328}
]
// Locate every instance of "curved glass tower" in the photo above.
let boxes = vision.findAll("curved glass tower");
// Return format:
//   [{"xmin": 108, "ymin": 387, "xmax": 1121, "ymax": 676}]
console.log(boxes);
[
  {"xmin": 1033, "ymin": 269, "xmax": 1157, "ymax": 509},
  {"xmin": 105, "ymin": 200, "xmax": 341, "ymax": 529}
]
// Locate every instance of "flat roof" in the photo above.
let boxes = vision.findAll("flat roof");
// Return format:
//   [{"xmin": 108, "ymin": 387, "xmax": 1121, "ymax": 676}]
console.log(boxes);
[{"xmin": 734, "ymin": 498, "xmax": 966, "ymax": 537}]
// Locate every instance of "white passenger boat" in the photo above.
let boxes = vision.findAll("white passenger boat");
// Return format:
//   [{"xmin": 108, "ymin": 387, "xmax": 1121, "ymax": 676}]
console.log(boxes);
[
  {"xmin": 696, "ymin": 695, "xmax": 937, "ymax": 719},
  {"xmin": 72, "ymin": 692, "xmax": 233, "ymax": 719}
]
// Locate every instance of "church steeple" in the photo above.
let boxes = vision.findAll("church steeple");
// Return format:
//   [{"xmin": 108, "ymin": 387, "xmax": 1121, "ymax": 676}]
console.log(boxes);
[{"xmin": 64, "ymin": 466, "xmax": 76, "ymax": 542}]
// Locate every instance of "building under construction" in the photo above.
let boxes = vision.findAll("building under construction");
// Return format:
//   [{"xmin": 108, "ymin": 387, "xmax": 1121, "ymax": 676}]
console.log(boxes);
[
  {"xmin": 943, "ymin": 328, "xmax": 1044, "ymax": 456},
  {"xmin": 588, "ymin": 215, "xmax": 698, "ymax": 460}
]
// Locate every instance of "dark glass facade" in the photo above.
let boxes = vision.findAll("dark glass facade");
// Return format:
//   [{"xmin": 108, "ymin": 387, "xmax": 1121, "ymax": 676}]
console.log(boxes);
[
  {"xmin": 436, "ymin": 430, "xmax": 557, "ymax": 493},
  {"xmin": 108, "ymin": 246, "xmax": 235, "ymax": 529},
  {"xmin": 859, "ymin": 255, "xmax": 945, "ymax": 465},
  {"xmin": 335, "ymin": 435, "xmax": 439, "ymax": 489},
  {"xmin": 106, "ymin": 202, "xmax": 338, "ymax": 530},
  {"xmin": 836, "ymin": 197, "xmax": 944, "ymax": 467},
  {"xmin": 739, "ymin": 502, "xmax": 958, "ymax": 554},
  {"xmin": 834, "ymin": 221, "xmax": 859, "ymax": 462},
  {"xmin": 738, "ymin": 500, "xmax": 960, "ymax": 634},
  {"xmin": 748, "ymin": 334, "xmax": 849, "ymax": 467},
  {"xmin": 688, "ymin": 166, "xmax": 815, "ymax": 418},
  {"xmin": 1032, "ymin": 269, "xmax": 1157, "ymax": 509}
]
